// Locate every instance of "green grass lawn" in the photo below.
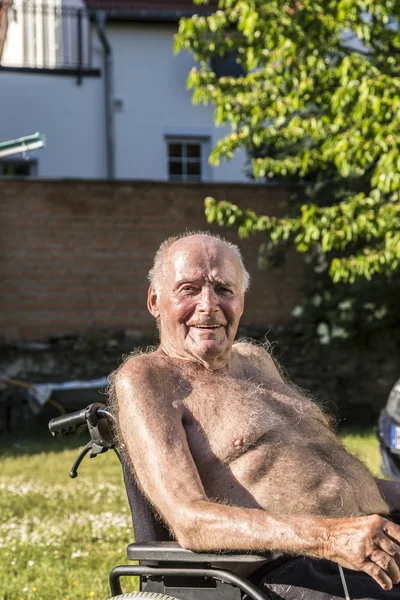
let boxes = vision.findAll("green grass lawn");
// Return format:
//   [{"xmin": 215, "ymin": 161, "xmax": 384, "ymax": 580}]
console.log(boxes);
[
  {"xmin": 0, "ymin": 427, "xmax": 383, "ymax": 600},
  {"xmin": 0, "ymin": 431, "xmax": 138, "ymax": 600}
]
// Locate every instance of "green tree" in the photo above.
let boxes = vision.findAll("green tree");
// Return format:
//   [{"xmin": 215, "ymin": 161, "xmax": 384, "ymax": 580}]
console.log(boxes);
[{"xmin": 175, "ymin": 0, "xmax": 400, "ymax": 344}]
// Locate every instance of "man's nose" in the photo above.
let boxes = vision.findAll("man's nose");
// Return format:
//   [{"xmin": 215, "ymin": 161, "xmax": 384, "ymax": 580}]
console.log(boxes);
[{"xmin": 198, "ymin": 286, "xmax": 218, "ymax": 314}]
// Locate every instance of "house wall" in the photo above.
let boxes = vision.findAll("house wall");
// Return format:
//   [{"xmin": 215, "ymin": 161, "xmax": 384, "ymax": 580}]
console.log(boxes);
[
  {"xmin": 1, "ymin": 19, "xmax": 251, "ymax": 181},
  {"xmin": 0, "ymin": 70, "xmax": 106, "ymax": 177},
  {"xmin": 108, "ymin": 22, "xmax": 250, "ymax": 182},
  {"xmin": 0, "ymin": 179, "xmax": 306, "ymax": 342}
]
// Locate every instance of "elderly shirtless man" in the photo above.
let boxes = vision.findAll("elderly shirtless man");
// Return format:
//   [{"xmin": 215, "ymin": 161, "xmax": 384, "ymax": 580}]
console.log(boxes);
[{"xmin": 113, "ymin": 231, "xmax": 400, "ymax": 600}]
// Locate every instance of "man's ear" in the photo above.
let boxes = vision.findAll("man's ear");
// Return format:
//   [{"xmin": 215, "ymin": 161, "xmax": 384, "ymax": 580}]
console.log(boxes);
[{"xmin": 147, "ymin": 284, "xmax": 160, "ymax": 319}]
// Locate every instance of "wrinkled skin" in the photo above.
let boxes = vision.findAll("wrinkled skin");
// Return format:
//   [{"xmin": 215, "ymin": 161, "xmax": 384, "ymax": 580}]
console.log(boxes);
[
  {"xmin": 115, "ymin": 234, "xmax": 400, "ymax": 593},
  {"xmin": 147, "ymin": 236, "xmax": 245, "ymax": 370}
]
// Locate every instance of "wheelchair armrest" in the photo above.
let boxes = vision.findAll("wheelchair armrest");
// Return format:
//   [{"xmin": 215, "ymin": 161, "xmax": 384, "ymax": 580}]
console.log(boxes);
[
  {"xmin": 127, "ymin": 540, "xmax": 271, "ymax": 562},
  {"xmin": 127, "ymin": 540, "xmax": 279, "ymax": 572}
]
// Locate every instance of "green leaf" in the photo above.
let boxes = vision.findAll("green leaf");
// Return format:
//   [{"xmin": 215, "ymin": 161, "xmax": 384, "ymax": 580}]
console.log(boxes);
[{"xmin": 178, "ymin": 0, "xmax": 400, "ymax": 290}]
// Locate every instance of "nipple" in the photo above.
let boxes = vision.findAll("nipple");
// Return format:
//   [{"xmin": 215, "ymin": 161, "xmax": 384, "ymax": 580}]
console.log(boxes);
[{"xmin": 233, "ymin": 438, "xmax": 244, "ymax": 448}]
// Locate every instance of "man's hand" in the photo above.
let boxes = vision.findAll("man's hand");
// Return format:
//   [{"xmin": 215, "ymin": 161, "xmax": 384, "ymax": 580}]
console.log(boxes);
[{"xmin": 325, "ymin": 515, "xmax": 400, "ymax": 590}]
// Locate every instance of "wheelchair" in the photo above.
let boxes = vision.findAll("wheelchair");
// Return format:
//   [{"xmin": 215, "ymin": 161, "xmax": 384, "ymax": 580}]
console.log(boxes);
[{"xmin": 49, "ymin": 403, "xmax": 277, "ymax": 600}]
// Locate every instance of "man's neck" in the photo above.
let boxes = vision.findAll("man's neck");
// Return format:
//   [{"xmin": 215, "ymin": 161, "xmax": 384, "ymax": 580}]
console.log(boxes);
[{"xmin": 158, "ymin": 342, "xmax": 232, "ymax": 373}]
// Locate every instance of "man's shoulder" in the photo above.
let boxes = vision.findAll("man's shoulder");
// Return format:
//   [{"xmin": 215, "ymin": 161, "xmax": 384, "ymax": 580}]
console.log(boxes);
[
  {"xmin": 119, "ymin": 347, "xmax": 165, "ymax": 369},
  {"xmin": 232, "ymin": 340, "xmax": 282, "ymax": 381},
  {"xmin": 233, "ymin": 340, "xmax": 272, "ymax": 361},
  {"xmin": 114, "ymin": 348, "xmax": 177, "ymax": 390}
]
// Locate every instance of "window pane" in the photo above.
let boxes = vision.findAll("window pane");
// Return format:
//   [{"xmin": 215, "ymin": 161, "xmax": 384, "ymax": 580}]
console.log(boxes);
[
  {"xmin": 169, "ymin": 161, "xmax": 183, "ymax": 176},
  {"xmin": 187, "ymin": 162, "xmax": 201, "ymax": 177},
  {"xmin": 187, "ymin": 144, "xmax": 201, "ymax": 159},
  {"xmin": 168, "ymin": 143, "xmax": 182, "ymax": 158},
  {"xmin": 211, "ymin": 52, "xmax": 246, "ymax": 78}
]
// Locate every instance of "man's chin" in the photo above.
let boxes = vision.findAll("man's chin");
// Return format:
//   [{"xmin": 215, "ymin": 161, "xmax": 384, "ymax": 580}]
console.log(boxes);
[{"xmin": 185, "ymin": 338, "xmax": 228, "ymax": 361}]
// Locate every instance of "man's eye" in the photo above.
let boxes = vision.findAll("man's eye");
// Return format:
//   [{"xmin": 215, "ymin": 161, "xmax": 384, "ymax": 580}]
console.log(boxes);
[
  {"xmin": 218, "ymin": 286, "xmax": 232, "ymax": 294},
  {"xmin": 181, "ymin": 286, "xmax": 196, "ymax": 292}
]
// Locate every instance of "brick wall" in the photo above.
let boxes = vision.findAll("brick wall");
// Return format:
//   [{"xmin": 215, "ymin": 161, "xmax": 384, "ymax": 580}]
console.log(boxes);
[{"xmin": 0, "ymin": 179, "xmax": 306, "ymax": 342}]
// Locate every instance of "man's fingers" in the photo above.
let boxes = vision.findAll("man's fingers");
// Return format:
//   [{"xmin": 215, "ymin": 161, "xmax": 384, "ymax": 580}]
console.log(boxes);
[
  {"xmin": 376, "ymin": 533, "xmax": 400, "ymax": 562},
  {"xmin": 383, "ymin": 520, "xmax": 400, "ymax": 545},
  {"xmin": 363, "ymin": 561, "xmax": 394, "ymax": 591},
  {"xmin": 370, "ymin": 547, "xmax": 400, "ymax": 585}
]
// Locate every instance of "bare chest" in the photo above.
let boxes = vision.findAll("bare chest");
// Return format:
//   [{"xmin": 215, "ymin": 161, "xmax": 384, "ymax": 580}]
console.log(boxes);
[
  {"xmin": 178, "ymin": 375, "xmax": 386, "ymax": 517},
  {"xmin": 181, "ymin": 374, "xmax": 329, "ymax": 466}
]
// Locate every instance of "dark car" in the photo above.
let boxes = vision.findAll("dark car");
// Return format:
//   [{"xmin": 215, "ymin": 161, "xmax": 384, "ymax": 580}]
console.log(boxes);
[{"xmin": 378, "ymin": 378, "xmax": 400, "ymax": 478}]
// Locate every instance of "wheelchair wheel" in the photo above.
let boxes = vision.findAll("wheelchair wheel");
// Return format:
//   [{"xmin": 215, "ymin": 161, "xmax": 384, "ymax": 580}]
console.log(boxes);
[{"xmin": 108, "ymin": 592, "xmax": 182, "ymax": 600}]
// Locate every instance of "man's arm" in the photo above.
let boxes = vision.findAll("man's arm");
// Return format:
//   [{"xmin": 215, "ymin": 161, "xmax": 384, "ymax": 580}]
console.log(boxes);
[{"xmin": 115, "ymin": 354, "xmax": 400, "ymax": 591}]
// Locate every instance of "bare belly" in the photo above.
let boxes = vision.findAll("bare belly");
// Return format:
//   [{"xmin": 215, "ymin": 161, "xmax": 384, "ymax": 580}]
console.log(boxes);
[
  {"xmin": 231, "ymin": 440, "xmax": 388, "ymax": 517},
  {"xmin": 179, "ymin": 350, "xmax": 389, "ymax": 519},
  {"xmin": 186, "ymin": 426, "xmax": 390, "ymax": 518}
]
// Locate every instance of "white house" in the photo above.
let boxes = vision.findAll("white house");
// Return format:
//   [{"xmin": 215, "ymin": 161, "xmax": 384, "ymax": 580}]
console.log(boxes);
[{"xmin": 0, "ymin": 0, "xmax": 251, "ymax": 181}]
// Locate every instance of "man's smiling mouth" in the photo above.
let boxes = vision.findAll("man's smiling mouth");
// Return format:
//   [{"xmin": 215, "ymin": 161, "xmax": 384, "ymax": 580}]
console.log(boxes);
[{"xmin": 191, "ymin": 324, "xmax": 221, "ymax": 329}]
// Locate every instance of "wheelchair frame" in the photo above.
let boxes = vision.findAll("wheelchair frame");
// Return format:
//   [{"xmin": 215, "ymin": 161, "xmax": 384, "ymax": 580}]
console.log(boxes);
[{"xmin": 49, "ymin": 402, "xmax": 273, "ymax": 600}]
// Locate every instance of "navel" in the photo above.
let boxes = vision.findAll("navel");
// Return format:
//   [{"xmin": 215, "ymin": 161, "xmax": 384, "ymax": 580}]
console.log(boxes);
[{"xmin": 233, "ymin": 438, "xmax": 244, "ymax": 448}]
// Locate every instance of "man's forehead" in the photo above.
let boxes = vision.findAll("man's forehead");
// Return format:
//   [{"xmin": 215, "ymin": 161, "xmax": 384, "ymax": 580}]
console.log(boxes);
[
  {"xmin": 168, "ymin": 235, "xmax": 223, "ymax": 255},
  {"xmin": 166, "ymin": 238, "xmax": 240, "ymax": 275}
]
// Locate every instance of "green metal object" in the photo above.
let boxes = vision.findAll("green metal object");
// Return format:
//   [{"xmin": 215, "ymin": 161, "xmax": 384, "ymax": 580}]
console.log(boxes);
[{"xmin": 0, "ymin": 132, "xmax": 45, "ymax": 158}]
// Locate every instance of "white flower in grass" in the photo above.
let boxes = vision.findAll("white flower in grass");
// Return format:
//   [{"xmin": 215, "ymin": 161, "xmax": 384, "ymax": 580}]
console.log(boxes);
[
  {"xmin": 27, "ymin": 560, "xmax": 35, "ymax": 566},
  {"xmin": 71, "ymin": 550, "xmax": 89, "ymax": 559}
]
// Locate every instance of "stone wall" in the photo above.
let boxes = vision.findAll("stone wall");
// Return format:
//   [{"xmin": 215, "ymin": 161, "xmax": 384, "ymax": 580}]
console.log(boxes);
[{"xmin": 0, "ymin": 179, "xmax": 305, "ymax": 342}]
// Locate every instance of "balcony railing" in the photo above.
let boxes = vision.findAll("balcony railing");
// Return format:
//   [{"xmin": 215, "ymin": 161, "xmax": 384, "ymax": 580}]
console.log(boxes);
[{"xmin": 0, "ymin": 2, "xmax": 94, "ymax": 71}]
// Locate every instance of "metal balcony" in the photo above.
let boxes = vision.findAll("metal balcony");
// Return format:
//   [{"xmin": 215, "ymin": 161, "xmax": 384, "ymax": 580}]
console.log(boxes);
[{"xmin": 0, "ymin": 2, "xmax": 94, "ymax": 72}]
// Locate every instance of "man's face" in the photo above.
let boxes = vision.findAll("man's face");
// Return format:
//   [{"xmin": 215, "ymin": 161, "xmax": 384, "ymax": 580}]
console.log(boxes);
[{"xmin": 148, "ymin": 237, "xmax": 245, "ymax": 369}]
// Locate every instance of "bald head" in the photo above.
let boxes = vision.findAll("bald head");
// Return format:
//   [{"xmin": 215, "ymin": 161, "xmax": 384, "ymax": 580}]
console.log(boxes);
[{"xmin": 148, "ymin": 231, "xmax": 250, "ymax": 296}]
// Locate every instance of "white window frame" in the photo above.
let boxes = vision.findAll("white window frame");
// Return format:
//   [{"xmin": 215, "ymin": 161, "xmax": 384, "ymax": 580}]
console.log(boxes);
[{"xmin": 164, "ymin": 131, "xmax": 212, "ymax": 182}]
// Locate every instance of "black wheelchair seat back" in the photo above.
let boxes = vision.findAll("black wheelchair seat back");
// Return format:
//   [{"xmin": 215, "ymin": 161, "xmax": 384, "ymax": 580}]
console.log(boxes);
[
  {"xmin": 122, "ymin": 459, "xmax": 173, "ymax": 543},
  {"xmin": 118, "ymin": 428, "xmax": 274, "ymax": 600}
]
